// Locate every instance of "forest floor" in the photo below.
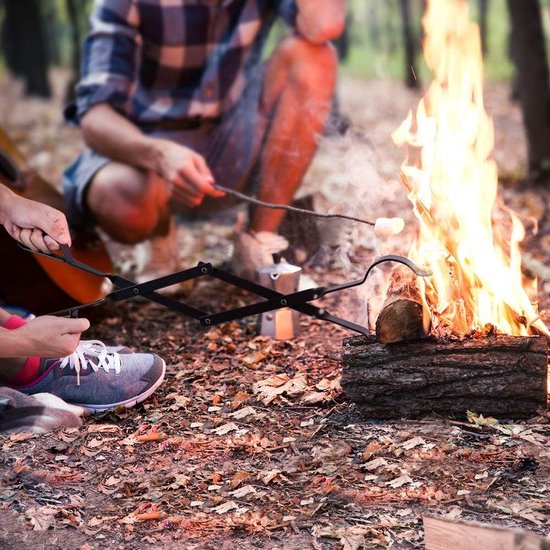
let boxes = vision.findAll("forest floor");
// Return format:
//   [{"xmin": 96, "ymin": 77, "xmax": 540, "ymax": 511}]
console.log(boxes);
[{"xmin": 0, "ymin": 70, "xmax": 549, "ymax": 549}]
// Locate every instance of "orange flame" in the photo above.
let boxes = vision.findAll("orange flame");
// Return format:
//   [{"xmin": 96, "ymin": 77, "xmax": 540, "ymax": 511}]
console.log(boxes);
[{"xmin": 392, "ymin": 0, "xmax": 549, "ymax": 338}]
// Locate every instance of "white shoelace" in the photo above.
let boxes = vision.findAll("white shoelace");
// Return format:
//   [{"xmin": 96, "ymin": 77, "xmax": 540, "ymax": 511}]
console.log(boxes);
[{"xmin": 58, "ymin": 340, "xmax": 122, "ymax": 385}]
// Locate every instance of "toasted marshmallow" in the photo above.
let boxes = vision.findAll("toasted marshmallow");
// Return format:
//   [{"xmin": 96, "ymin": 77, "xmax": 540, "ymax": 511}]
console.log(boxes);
[{"xmin": 374, "ymin": 217, "xmax": 405, "ymax": 236}]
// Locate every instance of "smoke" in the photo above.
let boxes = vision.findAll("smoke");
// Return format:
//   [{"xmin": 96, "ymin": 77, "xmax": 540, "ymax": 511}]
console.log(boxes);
[{"xmin": 300, "ymin": 129, "xmax": 416, "ymax": 329}]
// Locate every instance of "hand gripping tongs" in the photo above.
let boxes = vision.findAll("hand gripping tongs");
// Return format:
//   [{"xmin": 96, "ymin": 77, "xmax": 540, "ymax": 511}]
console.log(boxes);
[{"xmin": 20, "ymin": 244, "xmax": 430, "ymax": 337}]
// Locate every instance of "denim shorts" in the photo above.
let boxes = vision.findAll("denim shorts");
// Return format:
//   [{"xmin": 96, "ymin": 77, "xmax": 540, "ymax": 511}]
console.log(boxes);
[{"xmin": 62, "ymin": 73, "xmax": 268, "ymax": 230}]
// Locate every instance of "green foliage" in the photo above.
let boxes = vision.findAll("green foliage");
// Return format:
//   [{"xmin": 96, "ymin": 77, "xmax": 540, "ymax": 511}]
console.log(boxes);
[
  {"xmin": 0, "ymin": 0, "xmax": 549, "ymax": 85},
  {"xmin": 344, "ymin": 0, "xmax": 409, "ymax": 79},
  {"xmin": 342, "ymin": 0, "xmax": 516, "ymax": 82},
  {"xmin": 474, "ymin": 0, "xmax": 515, "ymax": 80},
  {"xmin": 264, "ymin": 0, "xmax": 519, "ymax": 82}
]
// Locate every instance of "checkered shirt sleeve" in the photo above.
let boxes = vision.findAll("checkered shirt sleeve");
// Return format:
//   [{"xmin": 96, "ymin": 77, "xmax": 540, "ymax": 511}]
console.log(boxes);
[
  {"xmin": 73, "ymin": 0, "xmax": 297, "ymax": 126},
  {"xmin": 75, "ymin": 0, "xmax": 140, "ymax": 121}
]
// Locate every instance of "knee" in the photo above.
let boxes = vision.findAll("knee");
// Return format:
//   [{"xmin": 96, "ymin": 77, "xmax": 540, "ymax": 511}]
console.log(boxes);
[
  {"xmin": 89, "ymin": 164, "xmax": 163, "ymax": 243},
  {"xmin": 278, "ymin": 36, "xmax": 338, "ymax": 90}
]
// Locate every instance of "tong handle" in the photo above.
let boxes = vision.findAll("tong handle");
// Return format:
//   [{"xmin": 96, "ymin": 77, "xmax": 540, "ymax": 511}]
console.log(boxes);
[
  {"xmin": 199, "ymin": 255, "xmax": 430, "ymax": 332},
  {"xmin": 18, "ymin": 243, "xmax": 107, "ymax": 277}
]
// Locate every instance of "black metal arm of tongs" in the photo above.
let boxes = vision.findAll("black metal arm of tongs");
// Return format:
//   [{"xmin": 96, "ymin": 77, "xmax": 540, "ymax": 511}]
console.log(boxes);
[{"xmin": 21, "ymin": 244, "xmax": 431, "ymax": 337}]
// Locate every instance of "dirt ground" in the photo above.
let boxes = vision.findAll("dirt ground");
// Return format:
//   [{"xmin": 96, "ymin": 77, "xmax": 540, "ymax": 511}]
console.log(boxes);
[{"xmin": 0, "ymin": 70, "xmax": 549, "ymax": 549}]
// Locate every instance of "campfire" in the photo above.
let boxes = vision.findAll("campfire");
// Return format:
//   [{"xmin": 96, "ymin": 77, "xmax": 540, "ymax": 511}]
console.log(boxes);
[
  {"xmin": 342, "ymin": 0, "xmax": 549, "ymax": 419},
  {"xmin": 393, "ymin": 0, "xmax": 548, "ymax": 341}
]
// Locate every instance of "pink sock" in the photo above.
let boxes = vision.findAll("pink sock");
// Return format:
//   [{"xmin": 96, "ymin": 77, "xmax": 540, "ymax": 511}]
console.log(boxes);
[
  {"xmin": 1, "ymin": 315, "xmax": 41, "ymax": 385},
  {"xmin": 2, "ymin": 315, "xmax": 27, "ymax": 330}
]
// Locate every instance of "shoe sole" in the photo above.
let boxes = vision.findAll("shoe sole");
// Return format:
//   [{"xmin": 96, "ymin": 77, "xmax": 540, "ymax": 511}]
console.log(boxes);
[{"xmin": 76, "ymin": 359, "xmax": 167, "ymax": 414}]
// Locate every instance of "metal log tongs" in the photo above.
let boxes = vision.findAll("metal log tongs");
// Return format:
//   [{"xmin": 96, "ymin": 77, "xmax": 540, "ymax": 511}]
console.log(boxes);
[{"xmin": 21, "ymin": 244, "xmax": 430, "ymax": 337}]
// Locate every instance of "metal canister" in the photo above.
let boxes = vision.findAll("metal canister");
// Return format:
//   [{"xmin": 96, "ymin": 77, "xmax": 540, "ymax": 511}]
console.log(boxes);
[{"xmin": 256, "ymin": 263, "xmax": 301, "ymax": 339}]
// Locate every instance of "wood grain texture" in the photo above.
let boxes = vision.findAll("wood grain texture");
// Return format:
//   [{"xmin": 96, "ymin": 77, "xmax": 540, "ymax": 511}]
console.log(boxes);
[
  {"xmin": 375, "ymin": 267, "xmax": 428, "ymax": 344},
  {"xmin": 424, "ymin": 516, "xmax": 550, "ymax": 550}
]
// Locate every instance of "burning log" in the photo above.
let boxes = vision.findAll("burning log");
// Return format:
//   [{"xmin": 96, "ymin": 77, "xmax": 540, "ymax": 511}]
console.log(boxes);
[
  {"xmin": 375, "ymin": 267, "xmax": 429, "ymax": 344},
  {"xmin": 341, "ymin": 334, "xmax": 548, "ymax": 419}
]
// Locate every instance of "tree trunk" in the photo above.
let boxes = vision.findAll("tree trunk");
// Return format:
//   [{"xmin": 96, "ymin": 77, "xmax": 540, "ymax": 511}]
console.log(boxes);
[
  {"xmin": 65, "ymin": 0, "xmax": 90, "ymax": 103},
  {"xmin": 332, "ymin": 14, "xmax": 350, "ymax": 62},
  {"xmin": 478, "ymin": 0, "xmax": 489, "ymax": 56},
  {"xmin": 1, "ymin": 0, "xmax": 51, "ymax": 97},
  {"xmin": 506, "ymin": 0, "xmax": 550, "ymax": 181},
  {"xmin": 342, "ymin": 334, "xmax": 548, "ymax": 419},
  {"xmin": 399, "ymin": 0, "xmax": 419, "ymax": 88}
]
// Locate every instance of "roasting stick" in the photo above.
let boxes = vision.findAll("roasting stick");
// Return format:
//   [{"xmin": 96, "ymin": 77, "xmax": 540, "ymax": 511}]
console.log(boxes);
[
  {"xmin": 214, "ymin": 183, "xmax": 375, "ymax": 225},
  {"xmin": 213, "ymin": 183, "xmax": 405, "ymax": 236}
]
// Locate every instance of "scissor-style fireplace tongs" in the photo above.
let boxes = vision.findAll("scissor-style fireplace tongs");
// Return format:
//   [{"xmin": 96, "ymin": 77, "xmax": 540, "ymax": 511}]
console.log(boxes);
[{"xmin": 21, "ymin": 245, "xmax": 430, "ymax": 337}]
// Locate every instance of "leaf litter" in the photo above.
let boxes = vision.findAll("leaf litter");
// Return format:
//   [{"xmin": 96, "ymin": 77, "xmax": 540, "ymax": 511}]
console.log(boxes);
[{"xmin": 0, "ymin": 73, "xmax": 549, "ymax": 548}]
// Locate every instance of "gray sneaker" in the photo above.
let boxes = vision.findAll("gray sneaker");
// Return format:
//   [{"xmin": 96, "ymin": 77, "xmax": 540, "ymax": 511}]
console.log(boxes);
[{"xmin": 14, "ymin": 340, "xmax": 166, "ymax": 414}]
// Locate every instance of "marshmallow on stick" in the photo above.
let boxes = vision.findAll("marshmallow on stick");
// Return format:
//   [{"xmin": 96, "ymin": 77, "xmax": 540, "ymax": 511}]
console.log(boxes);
[
  {"xmin": 374, "ymin": 217, "xmax": 405, "ymax": 236},
  {"xmin": 212, "ymin": 184, "xmax": 405, "ymax": 235}
]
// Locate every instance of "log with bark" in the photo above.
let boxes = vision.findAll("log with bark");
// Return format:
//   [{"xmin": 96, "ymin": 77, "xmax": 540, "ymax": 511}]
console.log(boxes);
[
  {"xmin": 342, "ymin": 334, "xmax": 548, "ymax": 419},
  {"xmin": 375, "ymin": 266, "xmax": 429, "ymax": 344}
]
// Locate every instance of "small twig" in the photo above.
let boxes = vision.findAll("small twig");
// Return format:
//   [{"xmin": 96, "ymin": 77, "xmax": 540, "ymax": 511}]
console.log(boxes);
[
  {"xmin": 214, "ymin": 183, "xmax": 375, "ymax": 226},
  {"xmin": 134, "ymin": 510, "xmax": 165, "ymax": 521},
  {"xmin": 483, "ymin": 473, "xmax": 501, "ymax": 493},
  {"xmin": 135, "ymin": 432, "xmax": 166, "ymax": 442}
]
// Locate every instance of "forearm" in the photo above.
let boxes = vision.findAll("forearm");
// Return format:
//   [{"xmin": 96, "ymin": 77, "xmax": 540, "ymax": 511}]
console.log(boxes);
[
  {"xmin": 80, "ymin": 104, "xmax": 162, "ymax": 174},
  {"xmin": 0, "ymin": 184, "xmax": 16, "ymax": 226},
  {"xmin": 0, "ymin": 328, "xmax": 31, "ymax": 358},
  {"xmin": 295, "ymin": 0, "xmax": 346, "ymax": 43}
]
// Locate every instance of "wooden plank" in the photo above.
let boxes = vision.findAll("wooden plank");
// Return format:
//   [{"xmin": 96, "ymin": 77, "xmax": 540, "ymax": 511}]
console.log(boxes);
[{"xmin": 424, "ymin": 516, "xmax": 549, "ymax": 550}]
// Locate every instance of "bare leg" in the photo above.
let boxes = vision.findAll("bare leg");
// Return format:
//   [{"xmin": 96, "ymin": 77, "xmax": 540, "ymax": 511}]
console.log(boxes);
[
  {"xmin": 248, "ymin": 36, "xmax": 338, "ymax": 234},
  {"xmin": 86, "ymin": 36, "xmax": 337, "ymax": 242},
  {"xmin": 87, "ymin": 162, "xmax": 171, "ymax": 244},
  {"xmin": 86, "ymin": 161, "xmax": 186, "ymax": 290}
]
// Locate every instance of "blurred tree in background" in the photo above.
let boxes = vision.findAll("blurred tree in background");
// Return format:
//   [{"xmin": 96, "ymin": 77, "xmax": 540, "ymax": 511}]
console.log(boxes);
[
  {"xmin": 0, "ymin": 0, "xmax": 92, "ymax": 98},
  {"xmin": 399, "ymin": 0, "xmax": 420, "ymax": 89},
  {"xmin": 1, "ymin": 0, "xmax": 520, "ymax": 96},
  {"xmin": 0, "ymin": 0, "xmax": 550, "ymax": 182},
  {"xmin": 1, "ymin": 0, "xmax": 52, "ymax": 97},
  {"xmin": 507, "ymin": 0, "xmax": 550, "ymax": 182}
]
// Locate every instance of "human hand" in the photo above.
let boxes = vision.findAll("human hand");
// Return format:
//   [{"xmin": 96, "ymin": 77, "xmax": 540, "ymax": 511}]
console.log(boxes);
[
  {"xmin": 12, "ymin": 316, "xmax": 90, "ymax": 358},
  {"xmin": 0, "ymin": 186, "xmax": 71, "ymax": 253},
  {"xmin": 154, "ymin": 139, "xmax": 225, "ymax": 208}
]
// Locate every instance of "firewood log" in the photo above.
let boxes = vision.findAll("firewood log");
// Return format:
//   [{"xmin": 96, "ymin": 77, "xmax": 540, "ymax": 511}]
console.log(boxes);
[
  {"xmin": 375, "ymin": 266, "xmax": 430, "ymax": 344},
  {"xmin": 342, "ymin": 334, "xmax": 548, "ymax": 419}
]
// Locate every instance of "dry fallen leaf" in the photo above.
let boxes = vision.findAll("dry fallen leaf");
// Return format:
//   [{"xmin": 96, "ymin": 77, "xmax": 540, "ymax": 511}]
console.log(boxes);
[
  {"xmin": 212, "ymin": 500, "xmax": 239, "ymax": 514},
  {"xmin": 252, "ymin": 372, "xmax": 308, "ymax": 404},
  {"xmin": 361, "ymin": 457, "xmax": 388, "ymax": 472},
  {"xmin": 231, "ymin": 485, "xmax": 256, "ymax": 498},
  {"xmin": 212, "ymin": 422, "xmax": 239, "ymax": 435},
  {"xmin": 25, "ymin": 506, "xmax": 58, "ymax": 531}
]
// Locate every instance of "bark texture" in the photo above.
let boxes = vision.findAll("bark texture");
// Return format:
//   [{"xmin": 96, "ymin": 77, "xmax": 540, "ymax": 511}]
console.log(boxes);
[
  {"xmin": 375, "ymin": 267, "xmax": 428, "ymax": 344},
  {"xmin": 342, "ymin": 335, "xmax": 548, "ymax": 419}
]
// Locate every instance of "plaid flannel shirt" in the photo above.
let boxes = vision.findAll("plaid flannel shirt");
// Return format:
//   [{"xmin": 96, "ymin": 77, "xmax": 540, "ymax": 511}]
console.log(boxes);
[{"xmin": 72, "ymin": 0, "xmax": 297, "ymax": 128}]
